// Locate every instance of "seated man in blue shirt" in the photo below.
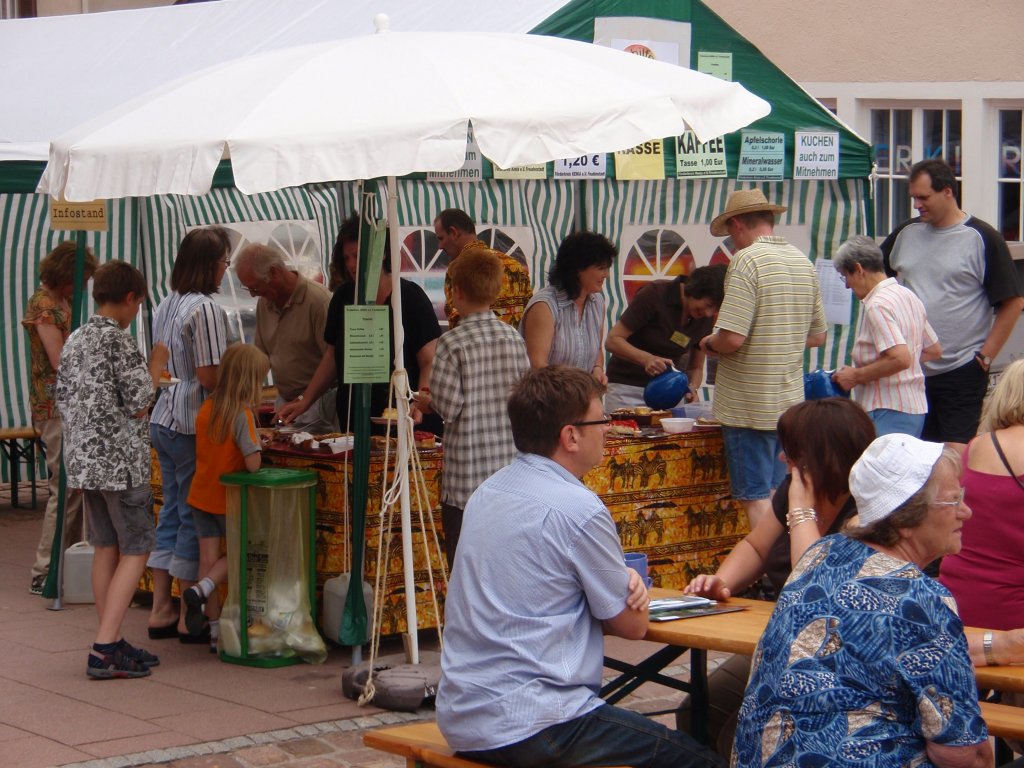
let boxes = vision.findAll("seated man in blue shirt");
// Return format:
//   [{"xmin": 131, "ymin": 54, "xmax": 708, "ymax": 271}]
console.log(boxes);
[{"xmin": 436, "ymin": 365, "xmax": 723, "ymax": 768}]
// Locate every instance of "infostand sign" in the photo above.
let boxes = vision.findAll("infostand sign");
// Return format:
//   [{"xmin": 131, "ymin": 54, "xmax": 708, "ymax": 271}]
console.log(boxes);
[{"xmin": 43, "ymin": 197, "xmax": 109, "ymax": 605}]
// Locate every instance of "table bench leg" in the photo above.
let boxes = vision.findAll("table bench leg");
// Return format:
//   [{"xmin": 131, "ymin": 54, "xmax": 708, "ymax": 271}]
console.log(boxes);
[{"xmin": 684, "ymin": 648, "xmax": 710, "ymax": 745}]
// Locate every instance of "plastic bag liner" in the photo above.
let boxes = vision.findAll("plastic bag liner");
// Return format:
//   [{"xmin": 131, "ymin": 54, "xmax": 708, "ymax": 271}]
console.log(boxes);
[{"xmin": 221, "ymin": 473, "xmax": 327, "ymax": 664}]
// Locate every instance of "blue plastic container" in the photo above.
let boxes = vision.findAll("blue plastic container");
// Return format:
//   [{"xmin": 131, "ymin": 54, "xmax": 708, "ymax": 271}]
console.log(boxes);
[{"xmin": 643, "ymin": 369, "xmax": 690, "ymax": 410}]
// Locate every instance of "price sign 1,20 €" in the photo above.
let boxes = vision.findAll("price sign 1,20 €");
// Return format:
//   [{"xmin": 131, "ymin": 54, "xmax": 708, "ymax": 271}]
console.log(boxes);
[{"xmin": 553, "ymin": 154, "xmax": 607, "ymax": 179}]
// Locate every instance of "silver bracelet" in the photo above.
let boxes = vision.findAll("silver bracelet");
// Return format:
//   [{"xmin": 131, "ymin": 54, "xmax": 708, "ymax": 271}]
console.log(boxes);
[
  {"xmin": 786, "ymin": 507, "xmax": 818, "ymax": 530},
  {"xmin": 983, "ymin": 631, "xmax": 998, "ymax": 666}
]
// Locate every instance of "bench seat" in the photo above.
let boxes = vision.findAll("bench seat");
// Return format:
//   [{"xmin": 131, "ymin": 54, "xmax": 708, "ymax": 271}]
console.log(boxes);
[{"xmin": 364, "ymin": 721, "xmax": 629, "ymax": 768}]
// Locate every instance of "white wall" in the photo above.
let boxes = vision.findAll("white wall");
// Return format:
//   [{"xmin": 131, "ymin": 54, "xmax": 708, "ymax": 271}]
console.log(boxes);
[{"xmin": 705, "ymin": 0, "xmax": 1024, "ymax": 243}]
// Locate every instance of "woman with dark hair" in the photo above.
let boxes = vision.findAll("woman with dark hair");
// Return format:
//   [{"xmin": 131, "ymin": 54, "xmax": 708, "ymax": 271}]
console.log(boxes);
[
  {"xmin": 327, "ymin": 214, "xmax": 360, "ymax": 291},
  {"xmin": 605, "ymin": 264, "xmax": 726, "ymax": 411},
  {"xmin": 147, "ymin": 226, "xmax": 231, "ymax": 643},
  {"xmin": 680, "ymin": 397, "xmax": 876, "ymax": 758},
  {"xmin": 733, "ymin": 434, "xmax": 990, "ymax": 768},
  {"xmin": 519, "ymin": 230, "xmax": 616, "ymax": 381},
  {"xmin": 23, "ymin": 241, "xmax": 99, "ymax": 595}
]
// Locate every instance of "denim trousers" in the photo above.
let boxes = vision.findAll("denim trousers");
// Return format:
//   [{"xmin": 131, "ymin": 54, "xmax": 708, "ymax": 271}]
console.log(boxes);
[
  {"xmin": 148, "ymin": 423, "xmax": 200, "ymax": 579},
  {"xmin": 460, "ymin": 703, "xmax": 725, "ymax": 768}
]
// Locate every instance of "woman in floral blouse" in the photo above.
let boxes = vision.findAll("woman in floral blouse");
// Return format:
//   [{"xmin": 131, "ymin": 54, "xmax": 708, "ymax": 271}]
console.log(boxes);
[{"xmin": 22, "ymin": 241, "xmax": 97, "ymax": 596}]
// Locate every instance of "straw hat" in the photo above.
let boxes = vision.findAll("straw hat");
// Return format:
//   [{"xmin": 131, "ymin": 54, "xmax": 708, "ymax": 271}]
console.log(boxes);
[{"xmin": 709, "ymin": 189, "xmax": 788, "ymax": 237}]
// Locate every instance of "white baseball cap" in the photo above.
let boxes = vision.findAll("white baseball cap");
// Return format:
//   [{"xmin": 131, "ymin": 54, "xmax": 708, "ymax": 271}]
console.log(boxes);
[{"xmin": 849, "ymin": 434, "xmax": 944, "ymax": 525}]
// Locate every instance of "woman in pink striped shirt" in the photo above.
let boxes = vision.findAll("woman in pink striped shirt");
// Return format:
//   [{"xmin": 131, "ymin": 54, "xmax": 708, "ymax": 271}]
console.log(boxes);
[{"xmin": 832, "ymin": 235, "xmax": 942, "ymax": 437}]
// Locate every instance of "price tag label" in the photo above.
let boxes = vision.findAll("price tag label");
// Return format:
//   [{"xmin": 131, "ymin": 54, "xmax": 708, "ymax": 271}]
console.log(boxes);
[{"xmin": 553, "ymin": 154, "xmax": 607, "ymax": 179}]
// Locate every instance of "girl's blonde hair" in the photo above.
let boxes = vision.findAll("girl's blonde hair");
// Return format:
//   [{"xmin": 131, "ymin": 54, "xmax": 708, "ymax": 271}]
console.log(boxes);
[
  {"xmin": 209, "ymin": 343, "xmax": 269, "ymax": 443},
  {"xmin": 980, "ymin": 359, "xmax": 1024, "ymax": 433}
]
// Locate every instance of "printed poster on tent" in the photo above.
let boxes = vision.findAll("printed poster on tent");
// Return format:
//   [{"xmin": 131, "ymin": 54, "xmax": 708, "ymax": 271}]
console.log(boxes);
[
  {"xmin": 794, "ymin": 131, "xmax": 840, "ymax": 180},
  {"xmin": 675, "ymin": 131, "xmax": 727, "ymax": 178},
  {"xmin": 737, "ymin": 131, "xmax": 786, "ymax": 180}
]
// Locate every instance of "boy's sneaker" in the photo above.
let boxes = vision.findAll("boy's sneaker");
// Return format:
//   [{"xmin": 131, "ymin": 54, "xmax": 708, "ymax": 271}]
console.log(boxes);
[
  {"xmin": 87, "ymin": 648, "xmax": 151, "ymax": 679},
  {"xmin": 116, "ymin": 639, "xmax": 160, "ymax": 668},
  {"xmin": 29, "ymin": 575, "xmax": 45, "ymax": 595},
  {"xmin": 183, "ymin": 586, "xmax": 207, "ymax": 636}
]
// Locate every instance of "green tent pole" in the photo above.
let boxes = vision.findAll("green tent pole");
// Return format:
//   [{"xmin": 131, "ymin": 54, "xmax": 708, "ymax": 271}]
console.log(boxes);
[{"xmin": 42, "ymin": 231, "xmax": 88, "ymax": 603}]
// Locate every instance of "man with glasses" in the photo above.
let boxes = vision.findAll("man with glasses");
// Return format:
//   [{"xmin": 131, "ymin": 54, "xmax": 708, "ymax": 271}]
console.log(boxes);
[
  {"xmin": 436, "ymin": 365, "xmax": 723, "ymax": 768},
  {"xmin": 233, "ymin": 244, "xmax": 336, "ymax": 432}
]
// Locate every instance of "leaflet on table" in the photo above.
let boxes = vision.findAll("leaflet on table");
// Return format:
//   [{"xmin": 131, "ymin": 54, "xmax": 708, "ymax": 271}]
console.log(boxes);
[
  {"xmin": 650, "ymin": 596, "xmax": 715, "ymax": 610},
  {"xmin": 650, "ymin": 605, "xmax": 747, "ymax": 622}
]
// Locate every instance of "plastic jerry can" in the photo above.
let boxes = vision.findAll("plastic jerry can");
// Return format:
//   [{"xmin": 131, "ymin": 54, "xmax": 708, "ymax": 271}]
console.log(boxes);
[
  {"xmin": 63, "ymin": 541, "xmax": 95, "ymax": 603},
  {"xmin": 320, "ymin": 573, "xmax": 373, "ymax": 644}
]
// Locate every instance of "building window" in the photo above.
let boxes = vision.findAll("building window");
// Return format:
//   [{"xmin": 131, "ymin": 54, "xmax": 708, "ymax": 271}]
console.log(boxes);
[
  {"xmin": 871, "ymin": 107, "xmax": 962, "ymax": 234},
  {"xmin": 872, "ymin": 109, "xmax": 912, "ymax": 234},
  {"xmin": 998, "ymin": 109, "xmax": 1023, "ymax": 242}
]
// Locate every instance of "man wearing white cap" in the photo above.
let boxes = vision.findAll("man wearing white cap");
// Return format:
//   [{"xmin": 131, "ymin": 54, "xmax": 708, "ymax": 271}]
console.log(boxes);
[
  {"xmin": 700, "ymin": 189, "xmax": 827, "ymax": 527},
  {"xmin": 733, "ymin": 432, "xmax": 991, "ymax": 768}
]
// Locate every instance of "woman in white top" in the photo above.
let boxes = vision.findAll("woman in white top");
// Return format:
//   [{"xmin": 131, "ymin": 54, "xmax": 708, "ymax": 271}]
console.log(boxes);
[{"xmin": 519, "ymin": 230, "xmax": 616, "ymax": 383}]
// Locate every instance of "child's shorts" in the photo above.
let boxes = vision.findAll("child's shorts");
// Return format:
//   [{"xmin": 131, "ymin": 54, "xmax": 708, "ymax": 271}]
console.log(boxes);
[
  {"xmin": 84, "ymin": 485, "xmax": 156, "ymax": 555},
  {"xmin": 193, "ymin": 508, "xmax": 227, "ymax": 539}
]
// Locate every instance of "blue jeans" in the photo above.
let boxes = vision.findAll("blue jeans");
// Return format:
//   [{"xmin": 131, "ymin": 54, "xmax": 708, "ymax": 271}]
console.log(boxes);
[
  {"xmin": 869, "ymin": 408, "xmax": 925, "ymax": 438},
  {"xmin": 148, "ymin": 423, "xmax": 200, "ymax": 580},
  {"xmin": 720, "ymin": 426, "xmax": 786, "ymax": 501},
  {"xmin": 460, "ymin": 703, "xmax": 724, "ymax": 768}
]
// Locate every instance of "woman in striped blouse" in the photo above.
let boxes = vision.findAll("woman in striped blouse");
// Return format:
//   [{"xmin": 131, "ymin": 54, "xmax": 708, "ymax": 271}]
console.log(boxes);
[
  {"xmin": 147, "ymin": 227, "xmax": 231, "ymax": 643},
  {"xmin": 519, "ymin": 230, "xmax": 616, "ymax": 383},
  {"xmin": 832, "ymin": 235, "xmax": 942, "ymax": 438}
]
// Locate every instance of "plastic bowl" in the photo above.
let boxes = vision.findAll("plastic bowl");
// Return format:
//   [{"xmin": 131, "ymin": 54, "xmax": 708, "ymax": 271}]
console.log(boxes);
[{"xmin": 660, "ymin": 417, "xmax": 695, "ymax": 434}]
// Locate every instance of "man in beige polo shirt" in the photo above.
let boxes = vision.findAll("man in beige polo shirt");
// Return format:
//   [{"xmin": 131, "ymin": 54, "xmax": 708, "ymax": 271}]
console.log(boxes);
[
  {"xmin": 234, "ymin": 244, "xmax": 337, "ymax": 432},
  {"xmin": 699, "ymin": 190, "xmax": 827, "ymax": 527}
]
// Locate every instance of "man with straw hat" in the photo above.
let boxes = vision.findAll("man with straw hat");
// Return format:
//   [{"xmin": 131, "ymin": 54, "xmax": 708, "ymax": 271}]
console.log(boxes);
[{"xmin": 700, "ymin": 189, "xmax": 827, "ymax": 528}]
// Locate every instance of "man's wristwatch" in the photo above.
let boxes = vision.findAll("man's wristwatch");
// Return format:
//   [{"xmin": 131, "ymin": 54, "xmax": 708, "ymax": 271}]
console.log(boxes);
[{"xmin": 975, "ymin": 351, "xmax": 992, "ymax": 371}]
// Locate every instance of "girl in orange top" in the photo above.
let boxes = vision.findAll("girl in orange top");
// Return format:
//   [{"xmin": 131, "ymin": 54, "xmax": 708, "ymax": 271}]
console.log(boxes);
[{"xmin": 185, "ymin": 343, "xmax": 268, "ymax": 652}]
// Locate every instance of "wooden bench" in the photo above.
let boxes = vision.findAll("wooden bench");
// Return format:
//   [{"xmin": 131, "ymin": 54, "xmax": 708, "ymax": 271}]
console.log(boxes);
[
  {"xmin": 980, "ymin": 700, "xmax": 1024, "ymax": 766},
  {"xmin": 363, "ymin": 721, "xmax": 629, "ymax": 768},
  {"xmin": 365, "ymin": 708, "xmax": 1024, "ymax": 768},
  {"xmin": 0, "ymin": 426, "xmax": 41, "ymax": 509}
]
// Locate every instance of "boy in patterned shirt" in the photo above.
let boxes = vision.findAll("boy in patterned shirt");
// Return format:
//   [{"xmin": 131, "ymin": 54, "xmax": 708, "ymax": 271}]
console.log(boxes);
[
  {"xmin": 57, "ymin": 261, "xmax": 169, "ymax": 679},
  {"xmin": 415, "ymin": 248, "xmax": 529, "ymax": 568}
]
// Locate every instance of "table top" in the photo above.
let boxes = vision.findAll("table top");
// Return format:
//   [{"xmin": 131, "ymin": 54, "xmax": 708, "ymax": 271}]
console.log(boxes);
[
  {"xmin": 645, "ymin": 590, "xmax": 1024, "ymax": 690},
  {"xmin": 644, "ymin": 593, "xmax": 772, "ymax": 655}
]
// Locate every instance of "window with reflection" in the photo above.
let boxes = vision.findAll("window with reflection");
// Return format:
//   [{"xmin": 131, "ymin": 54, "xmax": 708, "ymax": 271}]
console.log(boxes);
[{"xmin": 998, "ymin": 109, "xmax": 1023, "ymax": 242}]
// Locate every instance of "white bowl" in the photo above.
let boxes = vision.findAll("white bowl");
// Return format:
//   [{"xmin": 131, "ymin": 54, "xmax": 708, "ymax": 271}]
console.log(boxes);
[{"xmin": 660, "ymin": 417, "xmax": 695, "ymax": 434}]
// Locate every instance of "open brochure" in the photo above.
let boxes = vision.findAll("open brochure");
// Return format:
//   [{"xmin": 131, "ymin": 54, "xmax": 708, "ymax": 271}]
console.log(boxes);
[{"xmin": 649, "ymin": 596, "xmax": 747, "ymax": 622}]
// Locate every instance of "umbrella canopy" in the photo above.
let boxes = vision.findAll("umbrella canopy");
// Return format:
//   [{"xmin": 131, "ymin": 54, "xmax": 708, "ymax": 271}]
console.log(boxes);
[{"xmin": 38, "ymin": 27, "xmax": 769, "ymax": 200}]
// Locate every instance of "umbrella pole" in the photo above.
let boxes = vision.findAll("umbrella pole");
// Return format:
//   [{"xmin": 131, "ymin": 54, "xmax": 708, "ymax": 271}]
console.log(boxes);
[{"xmin": 386, "ymin": 176, "xmax": 419, "ymax": 664}]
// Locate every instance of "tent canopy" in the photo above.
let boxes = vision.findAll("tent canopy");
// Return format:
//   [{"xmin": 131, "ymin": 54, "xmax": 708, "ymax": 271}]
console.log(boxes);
[{"xmin": 1, "ymin": 0, "xmax": 870, "ymax": 181}]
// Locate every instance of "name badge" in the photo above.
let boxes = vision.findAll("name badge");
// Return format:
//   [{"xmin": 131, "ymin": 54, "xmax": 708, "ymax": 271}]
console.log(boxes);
[{"xmin": 670, "ymin": 331, "xmax": 691, "ymax": 349}]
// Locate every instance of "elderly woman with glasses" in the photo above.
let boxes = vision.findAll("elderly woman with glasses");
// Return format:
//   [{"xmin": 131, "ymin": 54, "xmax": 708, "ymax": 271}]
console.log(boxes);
[
  {"xmin": 732, "ymin": 433, "xmax": 991, "ymax": 768},
  {"xmin": 831, "ymin": 235, "xmax": 942, "ymax": 438}
]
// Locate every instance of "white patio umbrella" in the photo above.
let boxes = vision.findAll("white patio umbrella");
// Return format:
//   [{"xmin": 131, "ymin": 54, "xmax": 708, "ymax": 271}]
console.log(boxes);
[{"xmin": 38, "ymin": 19, "xmax": 770, "ymax": 662}]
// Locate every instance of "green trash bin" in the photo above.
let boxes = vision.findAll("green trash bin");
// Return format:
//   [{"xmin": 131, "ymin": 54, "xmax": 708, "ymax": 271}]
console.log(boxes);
[{"xmin": 219, "ymin": 468, "xmax": 325, "ymax": 667}]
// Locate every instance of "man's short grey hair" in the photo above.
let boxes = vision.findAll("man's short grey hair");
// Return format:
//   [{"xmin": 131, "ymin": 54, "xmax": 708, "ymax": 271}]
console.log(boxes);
[
  {"xmin": 235, "ymin": 243, "xmax": 287, "ymax": 280},
  {"xmin": 834, "ymin": 234, "xmax": 885, "ymax": 275}
]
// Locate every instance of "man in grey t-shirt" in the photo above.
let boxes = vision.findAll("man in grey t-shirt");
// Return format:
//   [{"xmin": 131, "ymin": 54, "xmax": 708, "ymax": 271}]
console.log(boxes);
[{"xmin": 882, "ymin": 159, "xmax": 1024, "ymax": 446}]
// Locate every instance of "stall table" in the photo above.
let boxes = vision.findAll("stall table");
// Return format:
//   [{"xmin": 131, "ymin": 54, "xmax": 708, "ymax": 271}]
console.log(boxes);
[{"xmin": 150, "ymin": 426, "xmax": 746, "ymax": 637}]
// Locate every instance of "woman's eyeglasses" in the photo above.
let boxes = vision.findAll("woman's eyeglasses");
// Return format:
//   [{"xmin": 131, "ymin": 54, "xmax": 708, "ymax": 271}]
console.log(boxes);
[{"xmin": 932, "ymin": 488, "xmax": 966, "ymax": 508}]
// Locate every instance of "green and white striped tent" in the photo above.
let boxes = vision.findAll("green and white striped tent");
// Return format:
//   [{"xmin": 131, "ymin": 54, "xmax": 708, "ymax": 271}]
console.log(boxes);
[{"xmin": 0, "ymin": 0, "xmax": 871, "ymax": 479}]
